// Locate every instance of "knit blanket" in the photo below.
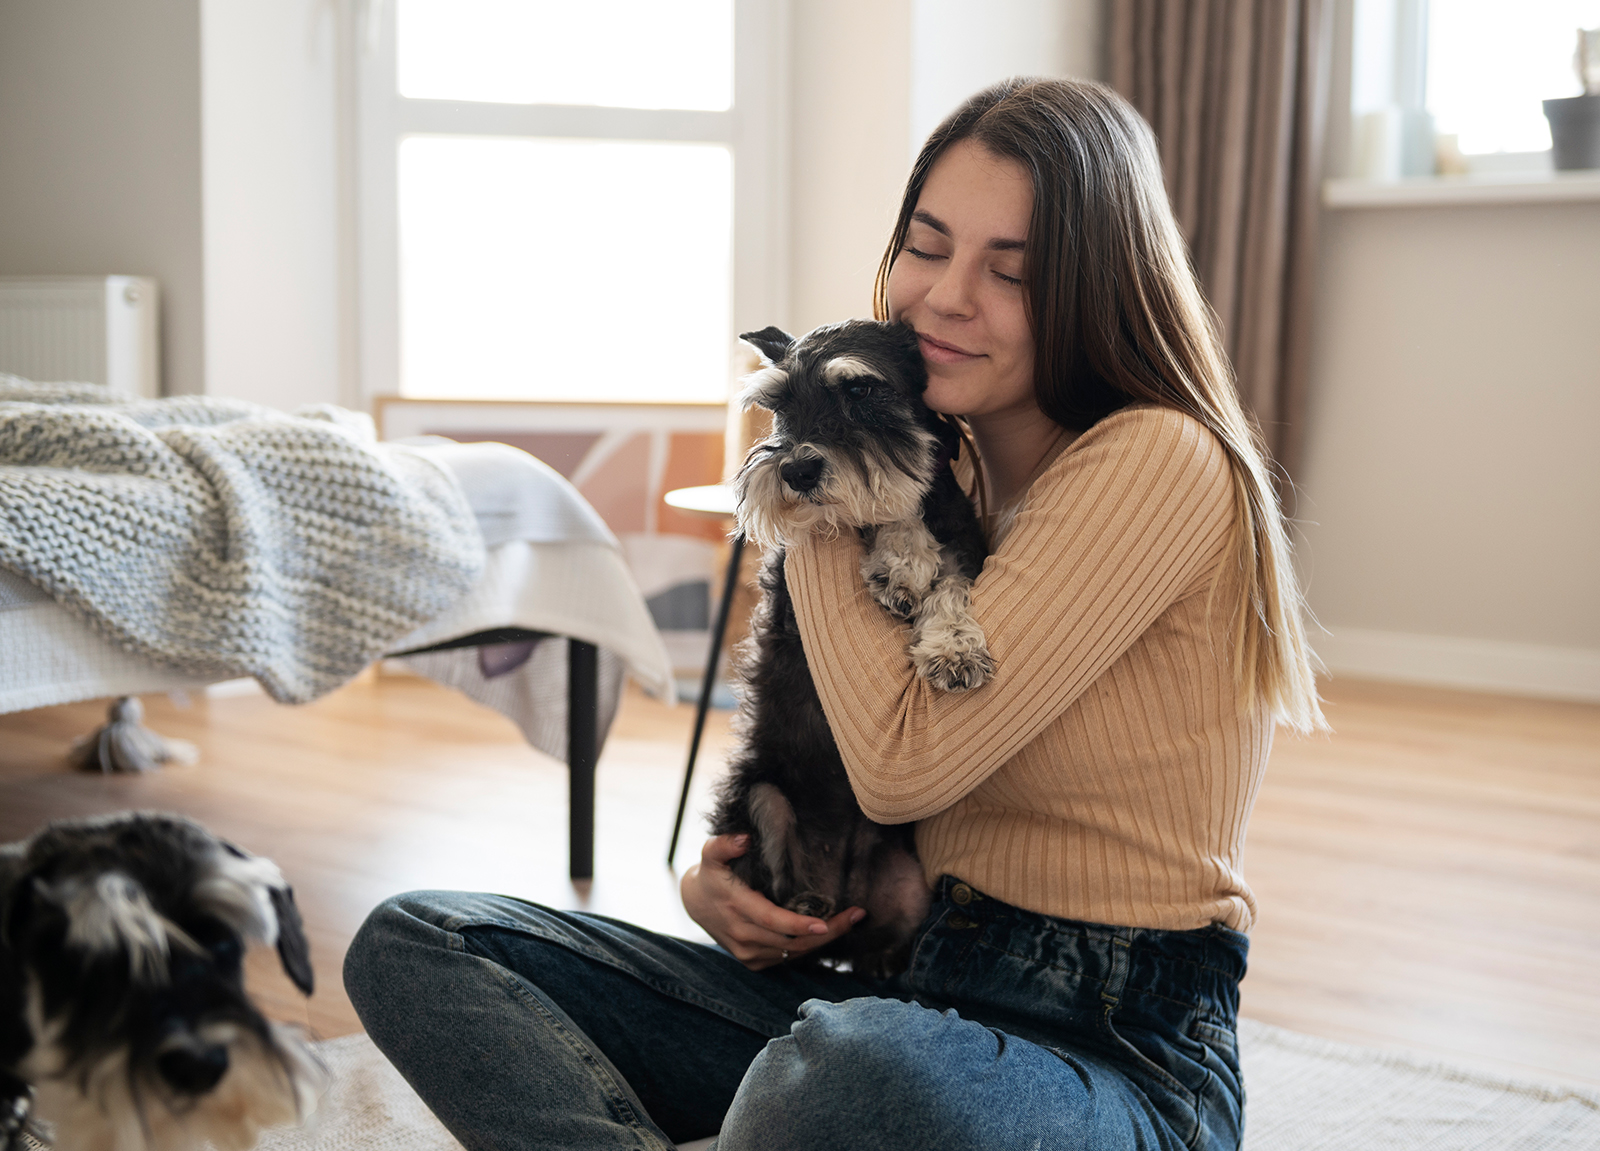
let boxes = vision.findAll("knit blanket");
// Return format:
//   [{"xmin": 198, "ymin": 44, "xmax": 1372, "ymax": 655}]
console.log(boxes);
[{"xmin": 0, "ymin": 377, "xmax": 485, "ymax": 703}]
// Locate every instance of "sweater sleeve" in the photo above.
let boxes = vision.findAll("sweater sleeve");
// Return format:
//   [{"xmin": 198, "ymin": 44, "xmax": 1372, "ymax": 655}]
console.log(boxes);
[{"xmin": 785, "ymin": 406, "xmax": 1237, "ymax": 823}]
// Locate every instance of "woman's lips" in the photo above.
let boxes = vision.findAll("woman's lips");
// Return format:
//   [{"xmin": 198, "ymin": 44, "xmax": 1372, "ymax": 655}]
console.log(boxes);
[{"xmin": 917, "ymin": 332, "xmax": 982, "ymax": 365}]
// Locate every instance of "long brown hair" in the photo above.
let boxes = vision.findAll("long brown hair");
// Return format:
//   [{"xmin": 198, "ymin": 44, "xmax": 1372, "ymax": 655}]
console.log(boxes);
[{"xmin": 875, "ymin": 78, "xmax": 1324, "ymax": 732}]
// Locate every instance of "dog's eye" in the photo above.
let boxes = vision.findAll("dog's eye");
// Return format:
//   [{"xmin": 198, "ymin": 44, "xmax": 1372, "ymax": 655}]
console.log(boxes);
[
  {"xmin": 208, "ymin": 935, "xmax": 242, "ymax": 972},
  {"xmin": 845, "ymin": 383, "xmax": 874, "ymax": 399}
]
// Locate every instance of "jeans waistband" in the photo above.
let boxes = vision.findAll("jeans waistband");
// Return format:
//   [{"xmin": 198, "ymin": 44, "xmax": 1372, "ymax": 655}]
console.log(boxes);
[{"xmin": 912, "ymin": 876, "xmax": 1248, "ymax": 1033}]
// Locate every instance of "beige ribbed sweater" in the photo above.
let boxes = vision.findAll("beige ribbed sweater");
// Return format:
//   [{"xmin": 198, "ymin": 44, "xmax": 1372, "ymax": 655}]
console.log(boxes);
[{"xmin": 786, "ymin": 405, "xmax": 1272, "ymax": 932}]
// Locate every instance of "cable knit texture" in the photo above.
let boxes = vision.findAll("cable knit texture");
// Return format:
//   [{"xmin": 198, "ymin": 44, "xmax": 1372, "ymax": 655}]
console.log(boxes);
[
  {"xmin": 786, "ymin": 405, "xmax": 1273, "ymax": 931},
  {"xmin": 0, "ymin": 377, "xmax": 484, "ymax": 704}
]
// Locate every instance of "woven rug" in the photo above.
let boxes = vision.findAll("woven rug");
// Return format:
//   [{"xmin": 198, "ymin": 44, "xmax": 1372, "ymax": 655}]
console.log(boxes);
[{"xmin": 249, "ymin": 1020, "xmax": 1600, "ymax": 1151}]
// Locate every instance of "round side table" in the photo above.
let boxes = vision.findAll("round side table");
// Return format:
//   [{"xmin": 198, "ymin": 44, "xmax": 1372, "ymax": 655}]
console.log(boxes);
[{"xmin": 662, "ymin": 484, "xmax": 742, "ymax": 865}]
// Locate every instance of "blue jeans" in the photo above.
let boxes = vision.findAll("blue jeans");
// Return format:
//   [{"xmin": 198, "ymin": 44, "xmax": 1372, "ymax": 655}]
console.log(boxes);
[{"xmin": 344, "ymin": 877, "xmax": 1246, "ymax": 1150}]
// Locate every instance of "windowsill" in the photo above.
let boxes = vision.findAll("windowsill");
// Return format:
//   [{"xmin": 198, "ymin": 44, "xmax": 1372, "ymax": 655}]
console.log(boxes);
[{"xmin": 1324, "ymin": 170, "xmax": 1600, "ymax": 208}]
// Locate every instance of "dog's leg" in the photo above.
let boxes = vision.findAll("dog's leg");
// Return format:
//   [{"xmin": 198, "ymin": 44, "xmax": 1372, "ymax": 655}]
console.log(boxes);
[
  {"xmin": 859, "ymin": 519, "xmax": 943, "ymax": 621},
  {"xmin": 908, "ymin": 556, "xmax": 994, "ymax": 693}
]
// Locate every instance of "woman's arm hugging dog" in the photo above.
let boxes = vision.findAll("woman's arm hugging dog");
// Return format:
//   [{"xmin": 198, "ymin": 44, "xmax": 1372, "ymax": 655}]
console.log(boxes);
[
  {"xmin": 710, "ymin": 320, "xmax": 991, "ymax": 977},
  {"xmin": 0, "ymin": 812, "xmax": 327, "ymax": 1151},
  {"xmin": 735, "ymin": 320, "xmax": 992, "ymax": 692}
]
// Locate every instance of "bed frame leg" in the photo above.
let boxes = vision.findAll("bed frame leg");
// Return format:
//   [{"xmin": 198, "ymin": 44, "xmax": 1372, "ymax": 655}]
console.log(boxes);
[{"xmin": 568, "ymin": 640, "xmax": 599, "ymax": 880}]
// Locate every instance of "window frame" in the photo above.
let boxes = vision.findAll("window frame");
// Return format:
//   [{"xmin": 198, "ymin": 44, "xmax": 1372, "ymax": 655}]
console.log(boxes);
[{"xmin": 353, "ymin": 0, "xmax": 789, "ymax": 407}]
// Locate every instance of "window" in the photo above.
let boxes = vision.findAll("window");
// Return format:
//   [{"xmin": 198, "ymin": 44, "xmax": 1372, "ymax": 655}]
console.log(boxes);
[
  {"xmin": 357, "ymin": 0, "xmax": 786, "ymax": 404},
  {"xmin": 1428, "ymin": 0, "xmax": 1600, "ymax": 159}
]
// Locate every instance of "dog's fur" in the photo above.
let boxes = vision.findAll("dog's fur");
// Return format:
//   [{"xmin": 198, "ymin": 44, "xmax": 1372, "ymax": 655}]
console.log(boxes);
[
  {"xmin": 710, "ymin": 320, "xmax": 992, "ymax": 977},
  {"xmin": 1, "ymin": 813, "xmax": 326, "ymax": 1151}
]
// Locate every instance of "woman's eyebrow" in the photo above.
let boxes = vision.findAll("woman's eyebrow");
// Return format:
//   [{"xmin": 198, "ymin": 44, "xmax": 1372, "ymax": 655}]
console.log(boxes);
[{"xmin": 910, "ymin": 209, "xmax": 1026, "ymax": 252}]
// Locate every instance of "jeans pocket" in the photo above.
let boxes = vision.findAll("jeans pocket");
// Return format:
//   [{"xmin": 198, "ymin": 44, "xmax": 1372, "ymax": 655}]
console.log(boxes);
[
  {"xmin": 1189, "ymin": 1016, "xmax": 1240, "ymax": 1075},
  {"xmin": 1096, "ymin": 1009, "xmax": 1202, "ymax": 1147},
  {"xmin": 1184, "ymin": 1016, "xmax": 1245, "ymax": 1149}
]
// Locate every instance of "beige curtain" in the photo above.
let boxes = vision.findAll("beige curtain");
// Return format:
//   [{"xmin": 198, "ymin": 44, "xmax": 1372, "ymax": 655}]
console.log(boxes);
[{"xmin": 1109, "ymin": 0, "xmax": 1332, "ymax": 482}]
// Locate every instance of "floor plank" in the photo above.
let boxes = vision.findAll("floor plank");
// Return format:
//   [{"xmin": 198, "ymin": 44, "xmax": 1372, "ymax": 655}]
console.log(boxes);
[{"xmin": 1, "ymin": 673, "xmax": 1595, "ymax": 1089}]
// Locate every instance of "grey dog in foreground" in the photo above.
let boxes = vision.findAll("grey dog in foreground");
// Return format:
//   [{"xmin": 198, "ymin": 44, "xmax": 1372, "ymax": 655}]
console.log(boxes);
[
  {"xmin": 711, "ymin": 320, "xmax": 992, "ymax": 978},
  {"xmin": 1, "ymin": 812, "xmax": 326, "ymax": 1151}
]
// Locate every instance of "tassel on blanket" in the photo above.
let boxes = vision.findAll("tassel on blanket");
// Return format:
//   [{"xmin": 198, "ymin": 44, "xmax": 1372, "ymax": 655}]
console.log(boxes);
[{"xmin": 69, "ymin": 696, "xmax": 199, "ymax": 773}]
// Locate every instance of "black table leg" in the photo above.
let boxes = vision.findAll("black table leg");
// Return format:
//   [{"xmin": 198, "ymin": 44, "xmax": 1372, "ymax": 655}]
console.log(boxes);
[
  {"xmin": 669, "ymin": 532, "xmax": 745, "ymax": 866},
  {"xmin": 568, "ymin": 639, "xmax": 599, "ymax": 880}
]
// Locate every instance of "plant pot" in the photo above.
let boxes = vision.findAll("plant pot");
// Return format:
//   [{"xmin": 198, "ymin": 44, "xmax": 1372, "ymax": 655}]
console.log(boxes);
[{"xmin": 1543, "ymin": 94, "xmax": 1600, "ymax": 170}]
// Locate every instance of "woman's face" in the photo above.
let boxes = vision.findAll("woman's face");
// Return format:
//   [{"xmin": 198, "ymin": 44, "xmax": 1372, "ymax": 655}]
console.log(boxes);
[{"xmin": 886, "ymin": 139, "xmax": 1037, "ymax": 422}]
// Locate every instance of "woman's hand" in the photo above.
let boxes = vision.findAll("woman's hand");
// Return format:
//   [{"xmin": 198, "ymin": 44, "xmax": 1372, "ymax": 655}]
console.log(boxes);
[{"xmin": 680, "ymin": 834, "xmax": 865, "ymax": 971}]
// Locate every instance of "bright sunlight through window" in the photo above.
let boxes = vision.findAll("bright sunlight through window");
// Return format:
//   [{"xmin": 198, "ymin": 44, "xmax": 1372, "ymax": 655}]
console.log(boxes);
[
  {"xmin": 1429, "ymin": 0, "xmax": 1600, "ymax": 154},
  {"xmin": 396, "ymin": 0, "xmax": 733, "ymax": 111},
  {"xmin": 399, "ymin": 137, "xmax": 733, "ymax": 403}
]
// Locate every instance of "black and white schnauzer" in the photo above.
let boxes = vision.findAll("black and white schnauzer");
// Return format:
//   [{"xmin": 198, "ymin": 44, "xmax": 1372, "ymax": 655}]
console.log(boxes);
[
  {"xmin": 1, "ymin": 813, "xmax": 326, "ymax": 1151},
  {"xmin": 711, "ymin": 319, "xmax": 992, "ymax": 977}
]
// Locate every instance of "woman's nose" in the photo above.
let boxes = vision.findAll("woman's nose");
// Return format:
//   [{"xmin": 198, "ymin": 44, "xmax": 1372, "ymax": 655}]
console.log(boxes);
[{"xmin": 922, "ymin": 257, "xmax": 976, "ymax": 319}]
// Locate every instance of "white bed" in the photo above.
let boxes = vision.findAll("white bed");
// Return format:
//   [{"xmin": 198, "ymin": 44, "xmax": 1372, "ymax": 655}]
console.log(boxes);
[{"xmin": 0, "ymin": 437, "xmax": 674, "ymax": 879}]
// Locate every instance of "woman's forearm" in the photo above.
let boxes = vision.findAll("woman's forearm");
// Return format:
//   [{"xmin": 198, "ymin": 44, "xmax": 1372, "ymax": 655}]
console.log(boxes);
[{"xmin": 787, "ymin": 406, "xmax": 1236, "ymax": 822}]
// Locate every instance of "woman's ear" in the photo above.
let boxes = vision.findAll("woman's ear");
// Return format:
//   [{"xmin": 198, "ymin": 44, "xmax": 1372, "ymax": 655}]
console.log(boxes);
[{"xmin": 739, "ymin": 327, "xmax": 795, "ymax": 366}]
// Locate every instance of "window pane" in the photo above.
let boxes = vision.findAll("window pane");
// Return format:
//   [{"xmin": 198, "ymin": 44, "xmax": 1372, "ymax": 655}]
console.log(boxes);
[
  {"xmin": 1429, "ymin": 0, "xmax": 1600, "ymax": 154},
  {"xmin": 397, "ymin": 0, "xmax": 734, "ymax": 111},
  {"xmin": 399, "ymin": 136, "xmax": 732, "ymax": 403}
]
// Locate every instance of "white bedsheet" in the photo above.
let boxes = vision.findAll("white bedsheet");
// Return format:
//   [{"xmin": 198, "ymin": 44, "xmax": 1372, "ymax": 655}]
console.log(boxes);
[
  {"xmin": 0, "ymin": 440, "xmax": 674, "ymax": 766},
  {"xmin": 390, "ymin": 538, "xmax": 674, "ymax": 762},
  {"xmin": 0, "ymin": 584, "xmax": 213, "ymax": 712}
]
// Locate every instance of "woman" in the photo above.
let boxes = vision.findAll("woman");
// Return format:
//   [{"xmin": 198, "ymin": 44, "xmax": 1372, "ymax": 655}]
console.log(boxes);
[{"xmin": 344, "ymin": 78, "xmax": 1323, "ymax": 1151}]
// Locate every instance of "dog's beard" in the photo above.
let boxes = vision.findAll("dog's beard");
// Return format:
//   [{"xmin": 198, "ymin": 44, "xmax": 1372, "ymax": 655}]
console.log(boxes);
[
  {"xmin": 22, "ymin": 1003, "xmax": 325, "ymax": 1151},
  {"xmin": 735, "ymin": 434, "xmax": 937, "ymax": 549}
]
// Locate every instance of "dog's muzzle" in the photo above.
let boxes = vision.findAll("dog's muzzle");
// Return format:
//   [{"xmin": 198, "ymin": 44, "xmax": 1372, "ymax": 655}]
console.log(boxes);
[{"xmin": 779, "ymin": 456, "xmax": 824, "ymax": 493}]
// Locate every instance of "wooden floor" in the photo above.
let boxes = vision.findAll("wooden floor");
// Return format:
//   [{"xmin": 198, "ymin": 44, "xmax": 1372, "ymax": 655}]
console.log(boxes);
[{"xmin": 1, "ymin": 674, "xmax": 1596, "ymax": 1089}]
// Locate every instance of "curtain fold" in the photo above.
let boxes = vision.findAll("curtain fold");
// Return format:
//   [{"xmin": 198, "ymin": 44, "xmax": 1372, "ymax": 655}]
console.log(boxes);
[{"xmin": 1109, "ymin": 0, "xmax": 1332, "ymax": 482}]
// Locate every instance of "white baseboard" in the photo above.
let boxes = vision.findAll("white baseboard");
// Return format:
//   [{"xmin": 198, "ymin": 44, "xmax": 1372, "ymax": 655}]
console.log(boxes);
[{"xmin": 1312, "ymin": 627, "xmax": 1600, "ymax": 704}]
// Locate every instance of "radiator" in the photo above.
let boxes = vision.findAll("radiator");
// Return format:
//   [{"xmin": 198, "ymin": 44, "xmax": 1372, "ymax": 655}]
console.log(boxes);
[{"xmin": 0, "ymin": 276, "xmax": 160, "ymax": 399}]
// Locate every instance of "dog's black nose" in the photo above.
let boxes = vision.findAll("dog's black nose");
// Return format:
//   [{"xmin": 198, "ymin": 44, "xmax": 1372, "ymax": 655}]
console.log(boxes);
[
  {"xmin": 780, "ymin": 457, "xmax": 825, "ymax": 493},
  {"xmin": 157, "ymin": 1044, "xmax": 230, "ymax": 1093}
]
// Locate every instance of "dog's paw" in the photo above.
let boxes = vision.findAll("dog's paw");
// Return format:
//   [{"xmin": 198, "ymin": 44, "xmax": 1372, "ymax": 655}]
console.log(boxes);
[
  {"xmin": 787, "ymin": 892, "xmax": 836, "ymax": 918},
  {"xmin": 912, "ymin": 641, "xmax": 995, "ymax": 693},
  {"xmin": 866, "ymin": 569, "xmax": 921, "ymax": 620}
]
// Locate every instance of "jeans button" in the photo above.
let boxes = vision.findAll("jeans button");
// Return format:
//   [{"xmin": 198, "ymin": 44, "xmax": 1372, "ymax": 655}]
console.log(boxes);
[
  {"xmin": 947, "ymin": 913, "xmax": 975, "ymax": 929},
  {"xmin": 951, "ymin": 883, "xmax": 973, "ymax": 906}
]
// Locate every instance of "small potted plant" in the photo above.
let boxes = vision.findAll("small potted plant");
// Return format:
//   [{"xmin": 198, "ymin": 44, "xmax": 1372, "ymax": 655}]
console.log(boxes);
[{"xmin": 1544, "ymin": 28, "xmax": 1600, "ymax": 169}]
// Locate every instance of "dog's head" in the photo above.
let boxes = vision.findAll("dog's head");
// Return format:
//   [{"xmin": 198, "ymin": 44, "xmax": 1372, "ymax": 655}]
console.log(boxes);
[
  {"xmin": 733, "ymin": 320, "xmax": 959, "ymax": 548},
  {"xmin": 0, "ymin": 812, "xmax": 325, "ymax": 1151}
]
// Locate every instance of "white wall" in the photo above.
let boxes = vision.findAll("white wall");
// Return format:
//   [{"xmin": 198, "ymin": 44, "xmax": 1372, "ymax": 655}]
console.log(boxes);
[
  {"xmin": 0, "ymin": 0, "xmax": 346, "ymax": 407},
  {"xmin": 786, "ymin": 0, "xmax": 914, "ymax": 331},
  {"xmin": 910, "ymin": 0, "xmax": 1102, "ymax": 158},
  {"xmin": 1298, "ymin": 201, "xmax": 1600, "ymax": 700},
  {"xmin": 0, "ymin": 0, "xmax": 205, "ymax": 396},
  {"xmin": 201, "ymin": 0, "xmax": 345, "ymax": 411},
  {"xmin": 786, "ymin": 0, "xmax": 1104, "ymax": 333}
]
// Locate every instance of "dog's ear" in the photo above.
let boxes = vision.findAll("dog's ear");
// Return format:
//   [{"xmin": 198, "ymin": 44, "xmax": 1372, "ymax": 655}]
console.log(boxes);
[
  {"xmin": 739, "ymin": 326, "xmax": 795, "ymax": 365},
  {"xmin": 268, "ymin": 886, "xmax": 314, "ymax": 996},
  {"xmin": 0, "ymin": 847, "xmax": 28, "ymax": 951}
]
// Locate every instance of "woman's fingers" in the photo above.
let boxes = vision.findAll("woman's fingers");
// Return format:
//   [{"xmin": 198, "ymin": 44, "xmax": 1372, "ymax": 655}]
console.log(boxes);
[
  {"xmin": 729, "ymin": 884, "xmax": 832, "ymax": 940},
  {"xmin": 726, "ymin": 904, "xmax": 866, "ymax": 962},
  {"xmin": 700, "ymin": 833, "xmax": 750, "ymax": 866},
  {"xmin": 683, "ymin": 835, "xmax": 868, "ymax": 970},
  {"xmin": 773, "ymin": 906, "xmax": 866, "ymax": 957}
]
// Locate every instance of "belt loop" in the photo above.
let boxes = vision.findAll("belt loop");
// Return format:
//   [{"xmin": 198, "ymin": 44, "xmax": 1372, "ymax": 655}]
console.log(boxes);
[{"xmin": 1100, "ymin": 930, "xmax": 1132, "ymax": 1006}]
